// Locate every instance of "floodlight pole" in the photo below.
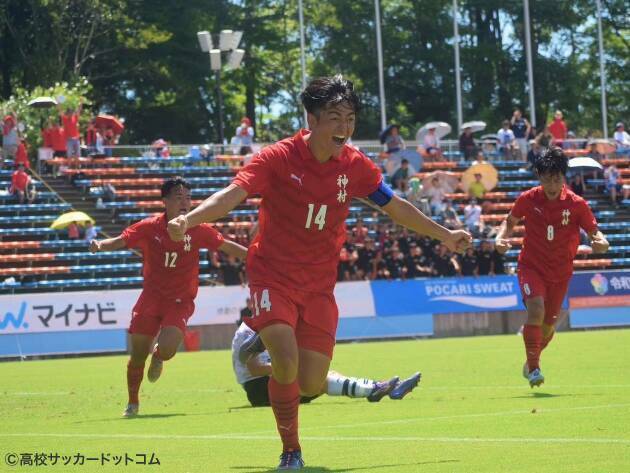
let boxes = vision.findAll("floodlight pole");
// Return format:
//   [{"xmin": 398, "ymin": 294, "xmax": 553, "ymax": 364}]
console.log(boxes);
[
  {"xmin": 298, "ymin": 0, "xmax": 308, "ymax": 127},
  {"xmin": 215, "ymin": 69, "xmax": 225, "ymax": 144},
  {"xmin": 453, "ymin": 0, "xmax": 463, "ymax": 133},
  {"xmin": 374, "ymin": 0, "xmax": 387, "ymax": 131},
  {"xmin": 523, "ymin": 0, "xmax": 536, "ymax": 127},
  {"xmin": 596, "ymin": 0, "xmax": 608, "ymax": 139}
]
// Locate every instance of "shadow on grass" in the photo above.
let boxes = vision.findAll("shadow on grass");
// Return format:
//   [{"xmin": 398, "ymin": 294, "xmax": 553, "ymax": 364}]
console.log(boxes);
[
  {"xmin": 511, "ymin": 392, "xmax": 568, "ymax": 399},
  {"xmin": 232, "ymin": 459, "xmax": 460, "ymax": 472},
  {"xmin": 72, "ymin": 413, "xmax": 188, "ymax": 423}
]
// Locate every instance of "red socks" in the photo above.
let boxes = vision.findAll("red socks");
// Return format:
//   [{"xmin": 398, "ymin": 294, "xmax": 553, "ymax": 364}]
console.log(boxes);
[
  {"xmin": 127, "ymin": 360, "xmax": 145, "ymax": 405},
  {"xmin": 523, "ymin": 324, "xmax": 542, "ymax": 371},
  {"xmin": 268, "ymin": 377, "xmax": 301, "ymax": 452}
]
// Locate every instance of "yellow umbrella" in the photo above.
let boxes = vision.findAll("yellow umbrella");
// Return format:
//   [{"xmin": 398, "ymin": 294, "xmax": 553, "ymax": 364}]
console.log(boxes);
[
  {"xmin": 461, "ymin": 163, "xmax": 499, "ymax": 193},
  {"xmin": 50, "ymin": 211, "xmax": 95, "ymax": 230}
]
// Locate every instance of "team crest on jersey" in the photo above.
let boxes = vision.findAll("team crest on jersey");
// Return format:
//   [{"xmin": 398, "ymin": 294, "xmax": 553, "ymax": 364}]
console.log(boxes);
[
  {"xmin": 183, "ymin": 233, "xmax": 192, "ymax": 252},
  {"xmin": 337, "ymin": 174, "xmax": 349, "ymax": 203},
  {"xmin": 561, "ymin": 209, "xmax": 571, "ymax": 226}
]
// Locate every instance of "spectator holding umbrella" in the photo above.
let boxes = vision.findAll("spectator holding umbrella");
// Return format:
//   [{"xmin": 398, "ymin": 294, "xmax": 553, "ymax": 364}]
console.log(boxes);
[{"xmin": 459, "ymin": 126, "xmax": 476, "ymax": 160}]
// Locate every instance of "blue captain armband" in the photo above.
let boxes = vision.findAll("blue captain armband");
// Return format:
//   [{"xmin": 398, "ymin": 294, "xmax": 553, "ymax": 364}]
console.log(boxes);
[{"xmin": 367, "ymin": 181, "xmax": 394, "ymax": 207}]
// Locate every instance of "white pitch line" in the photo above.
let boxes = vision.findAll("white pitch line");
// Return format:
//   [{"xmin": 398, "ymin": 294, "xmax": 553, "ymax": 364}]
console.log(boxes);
[{"xmin": 1, "ymin": 432, "xmax": 629, "ymax": 445}]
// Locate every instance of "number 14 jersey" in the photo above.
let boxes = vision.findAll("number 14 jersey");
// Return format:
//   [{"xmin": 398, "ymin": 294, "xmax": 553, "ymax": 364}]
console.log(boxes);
[{"xmin": 233, "ymin": 129, "xmax": 383, "ymax": 293}]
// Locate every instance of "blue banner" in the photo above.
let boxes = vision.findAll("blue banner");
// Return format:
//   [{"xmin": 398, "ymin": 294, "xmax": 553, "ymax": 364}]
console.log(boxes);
[
  {"xmin": 568, "ymin": 270, "xmax": 630, "ymax": 298},
  {"xmin": 371, "ymin": 275, "xmax": 527, "ymax": 315}
]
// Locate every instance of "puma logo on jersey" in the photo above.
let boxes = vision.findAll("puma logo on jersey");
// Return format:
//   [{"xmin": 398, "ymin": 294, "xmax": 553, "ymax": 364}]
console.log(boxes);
[
  {"xmin": 290, "ymin": 173, "xmax": 304, "ymax": 186},
  {"xmin": 534, "ymin": 207, "xmax": 542, "ymax": 214},
  {"xmin": 154, "ymin": 236, "xmax": 162, "ymax": 244}
]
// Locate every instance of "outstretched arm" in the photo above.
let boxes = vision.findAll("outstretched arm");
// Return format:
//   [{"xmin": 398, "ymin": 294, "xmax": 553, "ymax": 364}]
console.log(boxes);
[
  {"xmin": 382, "ymin": 195, "xmax": 472, "ymax": 253},
  {"xmin": 218, "ymin": 239, "xmax": 248, "ymax": 260},
  {"xmin": 168, "ymin": 184, "xmax": 248, "ymax": 241},
  {"xmin": 90, "ymin": 235, "xmax": 126, "ymax": 253},
  {"xmin": 495, "ymin": 214, "xmax": 521, "ymax": 254},
  {"xmin": 588, "ymin": 230, "xmax": 609, "ymax": 254}
]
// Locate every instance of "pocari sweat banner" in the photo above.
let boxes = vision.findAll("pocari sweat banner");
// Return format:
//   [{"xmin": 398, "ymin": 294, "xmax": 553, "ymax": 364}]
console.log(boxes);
[{"xmin": 371, "ymin": 275, "xmax": 529, "ymax": 316}]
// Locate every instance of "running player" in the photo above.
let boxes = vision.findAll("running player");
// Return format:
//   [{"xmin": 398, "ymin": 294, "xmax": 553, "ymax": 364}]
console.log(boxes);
[
  {"xmin": 232, "ymin": 321, "xmax": 421, "ymax": 406},
  {"xmin": 90, "ymin": 176, "xmax": 247, "ymax": 417},
  {"xmin": 495, "ymin": 148, "xmax": 609, "ymax": 387},
  {"xmin": 168, "ymin": 76, "xmax": 471, "ymax": 469}
]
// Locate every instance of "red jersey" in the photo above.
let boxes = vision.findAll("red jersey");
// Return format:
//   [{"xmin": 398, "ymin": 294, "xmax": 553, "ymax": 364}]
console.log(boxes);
[
  {"xmin": 122, "ymin": 213, "xmax": 224, "ymax": 302},
  {"xmin": 15, "ymin": 143, "xmax": 30, "ymax": 168},
  {"xmin": 61, "ymin": 113, "xmax": 80, "ymax": 139},
  {"xmin": 548, "ymin": 119, "xmax": 567, "ymax": 141},
  {"xmin": 50, "ymin": 126, "xmax": 67, "ymax": 152},
  {"xmin": 511, "ymin": 185, "xmax": 598, "ymax": 282},
  {"xmin": 11, "ymin": 170, "xmax": 29, "ymax": 191},
  {"xmin": 41, "ymin": 127, "xmax": 53, "ymax": 148},
  {"xmin": 233, "ymin": 129, "xmax": 382, "ymax": 293}
]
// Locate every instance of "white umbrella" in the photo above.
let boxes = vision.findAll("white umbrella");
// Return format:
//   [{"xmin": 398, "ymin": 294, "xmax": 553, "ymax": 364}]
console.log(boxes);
[
  {"xmin": 461, "ymin": 120, "xmax": 486, "ymax": 133},
  {"xmin": 27, "ymin": 97, "xmax": 58, "ymax": 108},
  {"xmin": 416, "ymin": 121, "xmax": 451, "ymax": 143},
  {"xmin": 568, "ymin": 157, "xmax": 603, "ymax": 172}
]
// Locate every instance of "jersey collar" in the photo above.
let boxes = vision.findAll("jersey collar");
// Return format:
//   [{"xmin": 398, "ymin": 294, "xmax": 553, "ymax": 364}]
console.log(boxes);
[{"xmin": 295, "ymin": 128, "xmax": 342, "ymax": 163}]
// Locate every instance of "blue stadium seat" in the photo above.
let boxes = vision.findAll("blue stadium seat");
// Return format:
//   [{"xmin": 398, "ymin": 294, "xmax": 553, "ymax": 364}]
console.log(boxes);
[
  {"xmin": 54, "ymin": 250, "xmax": 135, "ymax": 261},
  {"xmin": 0, "ymin": 203, "xmax": 72, "ymax": 214},
  {"xmin": 1, "ymin": 215, "xmax": 59, "ymax": 224}
]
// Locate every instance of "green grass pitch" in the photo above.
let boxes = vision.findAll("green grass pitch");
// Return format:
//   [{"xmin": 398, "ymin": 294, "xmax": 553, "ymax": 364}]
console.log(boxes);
[{"xmin": 1, "ymin": 329, "xmax": 629, "ymax": 472}]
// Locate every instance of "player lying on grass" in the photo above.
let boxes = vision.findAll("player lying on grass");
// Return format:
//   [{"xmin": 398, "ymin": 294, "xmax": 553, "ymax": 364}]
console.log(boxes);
[
  {"xmin": 90, "ymin": 176, "xmax": 247, "ymax": 417},
  {"xmin": 168, "ymin": 75, "xmax": 471, "ymax": 470},
  {"xmin": 495, "ymin": 148, "xmax": 608, "ymax": 388},
  {"xmin": 233, "ymin": 321, "xmax": 421, "ymax": 406}
]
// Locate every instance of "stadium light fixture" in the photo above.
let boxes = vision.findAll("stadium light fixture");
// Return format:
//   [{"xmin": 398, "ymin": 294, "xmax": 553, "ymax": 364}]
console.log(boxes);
[
  {"xmin": 226, "ymin": 49, "xmax": 245, "ymax": 70},
  {"xmin": 197, "ymin": 31, "xmax": 212, "ymax": 53},
  {"xmin": 210, "ymin": 49, "xmax": 221, "ymax": 71}
]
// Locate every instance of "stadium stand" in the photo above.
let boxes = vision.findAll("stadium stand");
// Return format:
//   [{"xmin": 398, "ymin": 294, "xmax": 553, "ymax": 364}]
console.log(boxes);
[{"xmin": 1, "ymin": 146, "xmax": 628, "ymax": 294}]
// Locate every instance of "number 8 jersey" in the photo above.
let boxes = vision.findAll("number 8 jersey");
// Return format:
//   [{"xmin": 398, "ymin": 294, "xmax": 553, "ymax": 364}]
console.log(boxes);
[
  {"xmin": 233, "ymin": 129, "xmax": 382, "ymax": 293},
  {"xmin": 510, "ymin": 185, "xmax": 598, "ymax": 282}
]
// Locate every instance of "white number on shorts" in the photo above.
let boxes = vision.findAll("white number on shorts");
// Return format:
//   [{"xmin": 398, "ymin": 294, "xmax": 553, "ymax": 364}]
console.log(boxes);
[
  {"xmin": 305, "ymin": 203, "xmax": 328, "ymax": 230},
  {"xmin": 253, "ymin": 289, "xmax": 272, "ymax": 317},
  {"xmin": 547, "ymin": 225, "xmax": 554, "ymax": 241},
  {"xmin": 164, "ymin": 251, "xmax": 178, "ymax": 267}
]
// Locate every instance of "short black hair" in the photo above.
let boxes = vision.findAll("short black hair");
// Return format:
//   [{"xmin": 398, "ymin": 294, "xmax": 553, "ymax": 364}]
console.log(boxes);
[
  {"xmin": 161, "ymin": 176, "xmax": 191, "ymax": 198},
  {"xmin": 300, "ymin": 75, "xmax": 360, "ymax": 116},
  {"xmin": 534, "ymin": 147, "xmax": 568, "ymax": 177}
]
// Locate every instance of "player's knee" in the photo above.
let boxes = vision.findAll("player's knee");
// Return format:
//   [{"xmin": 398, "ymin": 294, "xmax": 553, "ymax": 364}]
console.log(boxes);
[
  {"xmin": 271, "ymin": 356, "xmax": 298, "ymax": 383},
  {"xmin": 525, "ymin": 301, "xmax": 545, "ymax": 325},
  {"xmin": 299, "ymin": 378, "xmax": 325, "ymax": 398},
  {"xmin": 158, "ymin": 346, "xmax": 177, "ymax": 360}
]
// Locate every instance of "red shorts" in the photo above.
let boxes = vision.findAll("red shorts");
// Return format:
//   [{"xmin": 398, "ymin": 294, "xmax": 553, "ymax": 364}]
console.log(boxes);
[
  {"xmin": 517, "ymin": 267, "xmax": 569, "ymax": 325},
  {"xmin": 247, "ymin": 285, "xmax": 338, "ymax": 359},
  {"xmin": 128, "ymin": 291, "xmax": 195, "ymax": 337}
]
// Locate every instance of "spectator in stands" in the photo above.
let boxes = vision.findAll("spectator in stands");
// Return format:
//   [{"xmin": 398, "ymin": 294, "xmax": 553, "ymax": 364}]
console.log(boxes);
[
  {"xmin": 476, "ymin": 240, "xmax": 494, "ymax": 275},
  {"xmin": 604, "ymin": 164, "xmax": 621, "ymax": 206},
  {"xmin": 406, "ymin": 244, "xmax": 434, "ymax": 278},
  {"xmin": 613, "ymin": 122, "xmax": 630, "ymax": 152},
  {"xmin": 510, "ymin": 109, "xmax": 531, "ymax": 161},
  {"xmin": 236, "ymin": 117, "xmax": 255, "ymax": 155},
  {"xmin": 492, "ymin": 242, "xmax": 506, "ymax": 275},
  {"xmin": 535, "ymin": 125, "xmax": 554, "ymax": 148},
  {"xmin": 391, "ymin": 158, "xmax": 410, "ymax": 190},
  {"xmin": 464, "ymin": 198, "xmax": 483, "ymax": 236},
  {"xmin": 433, "ymin": 243, "xmax": 459, "ymax": 277},
  {"xmin": 50, "ymin": 118, "xmax": 67, "ymax": 158},
  {"xmin": 459, "ymin": 126, "xmax": 476, "ymax": 160},
  {"xmin": 471, "ymin": 150, "xmax": 487, "ymax": 166},
  {"xmin": 387, "ymin": 126, "xmax": 404, "ymax": 154},
  {"xmin": 9, "ymin": 164, "xmax": 32, "ymax": 203},
  {"xmin": 569, "ymin": 173, "xmax": 585, "ymax": 197},
  {"xmin": 58, "ymin": 100, "xmax": 82, "ymax": 162},
  {"xmin": 442, "ymin": 200, "xmax": 463, "ymax": 230},
  {"xmin": 216, "ymin": 254, "xmax": 246, "ymax": 285},
  {"xmin": 423, "ymin": 126, "xmax": 443, "ymax": 160},
  {"xmin": 459, "ymin": 247, "xmax": 478, "ymax": 276},
  {"xmin": 352, "ymin": 218, "xmax": 368, "ymax": 244},
  {"xmin": 67, "ymin": 221, "xmax": 81, "ymax": 240},
  {"xmin": 84, "ymin": 221, "xmax": 98, "ymax": 241},
  {"xmin": 468, "ymin": 173, "xmax": 486, "ymax": 200},
  {"xmin": 527, "ymin": 140, "xmax": 541, "ymax": 170},
  {"xmin": 548, "ymin": 110, "xmax": 567, "ymax": 145},
  {"xmin": 14, "ymin": 138, "xmax": 30, "ymax": 169},
  {"xmin": 85, "ymin": 120, "xmax": 98, "ymax": 155},
  {"xmin": 236, "ymin": 298, "xmax": 253, "ymax": 326},
  {"xmin": 424, "ymin": 177, "xmax": 446, "ymax": 215},
  {"xmin": 2, "ymin": 113, "xmax": 19, "ymax": 164},
  {"xmin": 103, "ymin": 128, "xmax": 119, "ymax": 157},
  {"xmin": 497, "ymin": 120, "xmax": 516, "ymax": 159}
]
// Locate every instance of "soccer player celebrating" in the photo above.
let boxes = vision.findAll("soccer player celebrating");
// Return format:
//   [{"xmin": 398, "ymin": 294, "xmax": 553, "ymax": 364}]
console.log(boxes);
[
  {"xmin": 232, "ymin": 321, "xmax": 421, "ymax": 406},
  {"xmin": 495, "ymin": 148, "xmax": 609, "ymax": 388},
  {"xmin": 168, "ymin": 76, "xmax": 471, "ymax": 470},
  {"xmin": 90, "ymin": 177, "xmax": 247, "ymax": 417}
]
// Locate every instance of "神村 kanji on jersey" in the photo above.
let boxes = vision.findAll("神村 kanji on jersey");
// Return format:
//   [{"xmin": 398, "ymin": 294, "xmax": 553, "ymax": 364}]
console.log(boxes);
[
  {"xmin": 122, "ymin": 213, "xmax": 224, "ymax": 301},
  {"xmin": 511, "ymin": 185, "xmax": 598, "ymax": 282},
  {"xmin": 233, "ymin": 129, "xmax": 383, "ymax": 293}
]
